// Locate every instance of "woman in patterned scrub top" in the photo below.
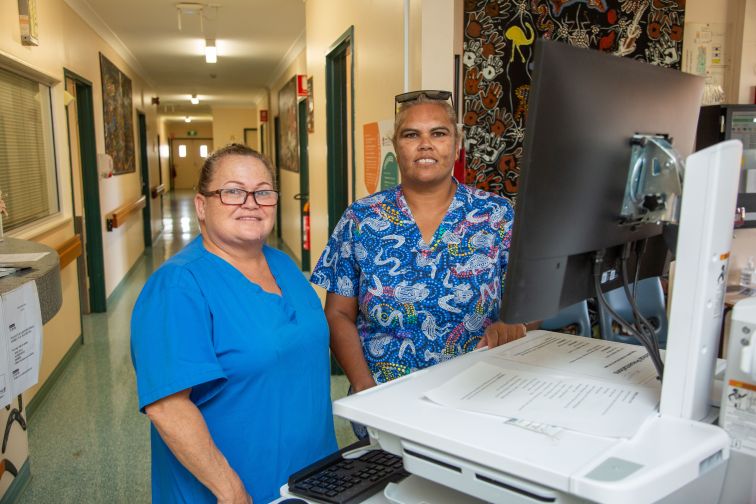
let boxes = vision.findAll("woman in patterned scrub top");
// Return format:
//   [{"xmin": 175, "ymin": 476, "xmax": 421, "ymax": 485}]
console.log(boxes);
[{"xmin": 311, "ymin": 91, "xmax": 534, "ymax": 401}]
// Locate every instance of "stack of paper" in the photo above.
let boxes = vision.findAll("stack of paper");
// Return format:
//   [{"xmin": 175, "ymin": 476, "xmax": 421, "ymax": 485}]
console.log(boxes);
[{"xmin": 425, "ymin": 332, "xmax": 661, "ymax": 438}]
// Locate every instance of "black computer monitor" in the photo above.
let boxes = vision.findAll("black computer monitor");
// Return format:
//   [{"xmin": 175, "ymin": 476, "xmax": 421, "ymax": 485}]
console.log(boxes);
[{"xmin": 500, "ymin": 40, "xmax": 704, "ymax": 325}]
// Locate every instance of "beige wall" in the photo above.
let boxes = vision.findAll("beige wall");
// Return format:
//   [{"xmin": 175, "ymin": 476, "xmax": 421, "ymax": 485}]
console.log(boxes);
[
  {"xmin": 733, "ymin": 0, "xmax": 756, "ymax": 103},
  {"xmin": 57, "ymin": 3, "xmax": 156, "ymax": 297},
  {"xmin": 417, "ymin": 0, "xmax": 457, "ymax": 91},
  {"xmin": 166, "ymin": 121, "xmax": 213, "ymax": 139},
  {"xmin": 212, "ymin": 107, "xmax": 258, "ymax": 149},
  {"xmin": 24, "ymin": 262, "xmax": 81, "ymax": 403},
  {"xmin": 0, "ymin": 0, "xmax": 83, "ymax": 407},
  {"xmin": 305, "ymin": 0, "xmax": 406, "ymax": 276},
  {"xmin": 0, "ymin": 0, "xmax": 158, "ymax": 404},
  {"xmin": 684, "ymin": 0, "xmax": 755, "ymax": 104},
  {"xmin": 269, "ymin": 50, "xmax": 307, "ymax": 260}
]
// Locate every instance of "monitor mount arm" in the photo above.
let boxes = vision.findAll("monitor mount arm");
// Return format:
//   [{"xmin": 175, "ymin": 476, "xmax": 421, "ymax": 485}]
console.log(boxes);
[{"xmin": 620, "ymin": 134, "xmax": 684, "ymax": 226}]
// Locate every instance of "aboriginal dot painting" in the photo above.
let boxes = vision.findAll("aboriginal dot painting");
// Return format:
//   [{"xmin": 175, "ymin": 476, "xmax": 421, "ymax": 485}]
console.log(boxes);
[{"xmin": 463, "ymin": 0, "xmax": 686, "ymax": 201}]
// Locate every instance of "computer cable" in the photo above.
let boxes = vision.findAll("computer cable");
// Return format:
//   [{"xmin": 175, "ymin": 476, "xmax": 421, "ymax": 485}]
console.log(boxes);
[
  {"xmin": 618, "ymin": 242, "xmax": 658, "ymax": 352},
  {"xmin": 633, "ymin": 239, "xmax": 660, "ymax": 355},
  {"xmin": 620, "ymin": 256, "xmax": 661, "ymax": 357},
  {"xmin": 632, "ymin": 239, "xmax": 649, "ymax": 297},
  {"xmin": 594, "ymin": 269, "xmax": 663, "ymax": 379},
  {"xmin": 2, "ymin": 395, "xmax": 27, "ymax": 454},
  {"xmin": 620, "ymin": 243, "xmax": 661, "ymax": 356},
  {"xmin": 593, "ymin": 251, "xmax": 664, "ymax": 379}
]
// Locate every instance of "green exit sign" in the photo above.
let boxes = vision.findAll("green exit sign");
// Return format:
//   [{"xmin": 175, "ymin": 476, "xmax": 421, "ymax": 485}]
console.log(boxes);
[{"xmin": 187, "ymin": 130, "xmax": 198, "ymax": 137}]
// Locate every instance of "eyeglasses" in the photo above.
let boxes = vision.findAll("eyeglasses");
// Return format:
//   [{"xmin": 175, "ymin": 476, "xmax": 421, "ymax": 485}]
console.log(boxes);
[
  {"xmin": 201, "ymin": 188, "xmax": 279, "ymax": 206},
  {"xmin": 395, "ymin": 90, "xmax": 453, "ymax": 115}
]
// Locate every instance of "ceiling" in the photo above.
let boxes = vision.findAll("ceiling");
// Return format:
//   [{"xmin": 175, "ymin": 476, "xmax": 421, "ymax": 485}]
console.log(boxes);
[{"xmin": 66, "ymin": 0, "xmax": 305, "ymax": 121}]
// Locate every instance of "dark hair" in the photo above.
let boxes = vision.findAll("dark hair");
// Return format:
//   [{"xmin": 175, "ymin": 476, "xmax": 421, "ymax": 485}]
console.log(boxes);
[
  {"xmin": 392, "ymin": 93, "xmax": 461, "ymax": 144},
  {"xmin": 197, "ymin": 143, "xmax": 276, "ymax": 193}
]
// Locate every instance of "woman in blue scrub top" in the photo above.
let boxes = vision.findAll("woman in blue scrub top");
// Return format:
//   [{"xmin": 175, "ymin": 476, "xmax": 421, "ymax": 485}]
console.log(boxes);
[{"xmin": 131, "ymin": 144, "xmax": 337, "ymax": 503}]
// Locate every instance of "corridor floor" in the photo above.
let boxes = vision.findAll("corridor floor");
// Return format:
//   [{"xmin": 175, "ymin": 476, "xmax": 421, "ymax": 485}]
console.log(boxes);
[{"xmin": 19, "ymin": 191, "xmax": 354, "ymax": 503}]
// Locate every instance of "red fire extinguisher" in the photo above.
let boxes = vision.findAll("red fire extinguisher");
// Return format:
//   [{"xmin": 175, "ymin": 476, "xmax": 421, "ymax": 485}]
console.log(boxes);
[{"xmin": 302, "ymin": 201, "xmax": 311, "ymax": 251}]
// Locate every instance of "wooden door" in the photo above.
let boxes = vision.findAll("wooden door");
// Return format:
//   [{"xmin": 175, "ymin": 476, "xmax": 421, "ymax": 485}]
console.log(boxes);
[{"xmin": 171, "ymin": 138, "xmax": 213, "ymax": 190}]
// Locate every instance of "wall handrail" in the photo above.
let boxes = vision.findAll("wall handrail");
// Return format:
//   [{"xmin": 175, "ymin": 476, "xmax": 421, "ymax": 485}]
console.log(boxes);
[
  {"xmin": 151, "ymin": 184, "xmax": 166, "ymax": 199},
  {"xmin": 56, "ymin": 234, "xmax": 82, "ymax": 269},
  {"xmin": 106, "ymin": 195, "xmax": 146, "ymax": 231}
]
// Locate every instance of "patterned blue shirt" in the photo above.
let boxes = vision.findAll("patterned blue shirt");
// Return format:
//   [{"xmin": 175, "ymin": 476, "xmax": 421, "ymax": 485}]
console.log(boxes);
[{"xmin": 311, "ymin": 180, "xmax": 514, "ymax": 384}]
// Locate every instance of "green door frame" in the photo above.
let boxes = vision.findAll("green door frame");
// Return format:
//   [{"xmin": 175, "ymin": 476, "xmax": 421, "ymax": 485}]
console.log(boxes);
[
  {"xmin": 137, "ymin": 111, "xmax": 152, "ymax": 247},
  {"xmin": 64, "ymin": 69, "xmax": 107, "ymax": 313},
  {"xmin": 298, "ymin": 99, "xmax": 310, "ymax": 271},
  {"xmin": 156, "ymin": 134, "xmax": 164, "ymax": 224},
  {"xmin": 274, "ymin": 116, "xmax": 282, "ymax": 240},
  {"xmin": 260, "ymin": 123, "xmax": 266, "ymax": 156},
  {"xmin": 325, "ymin": 26, "xmax": 355, "ymax": 234}
]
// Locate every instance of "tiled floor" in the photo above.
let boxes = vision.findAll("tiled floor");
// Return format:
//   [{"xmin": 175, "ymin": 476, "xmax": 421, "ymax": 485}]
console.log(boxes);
[{"xmin": 19, "ymin": 191, "xmax": 355, "ymax": 503}]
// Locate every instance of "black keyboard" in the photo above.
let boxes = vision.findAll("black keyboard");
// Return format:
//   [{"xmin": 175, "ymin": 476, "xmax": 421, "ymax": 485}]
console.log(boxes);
[{"xmin": 288, "ymin": 442, "xmax": 409, "ymax": 504}]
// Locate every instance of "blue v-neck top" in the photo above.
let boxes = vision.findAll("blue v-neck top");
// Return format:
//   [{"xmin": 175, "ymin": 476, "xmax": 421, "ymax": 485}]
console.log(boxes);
[{"xmin": 131, "ymin": 236, "xmax": 336, "ymax": 503}]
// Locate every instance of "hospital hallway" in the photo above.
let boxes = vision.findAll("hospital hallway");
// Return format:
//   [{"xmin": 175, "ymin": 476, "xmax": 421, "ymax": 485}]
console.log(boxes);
[{"xmin": 17, "ymin": 191, "xmax": 354, "ymax": 503}]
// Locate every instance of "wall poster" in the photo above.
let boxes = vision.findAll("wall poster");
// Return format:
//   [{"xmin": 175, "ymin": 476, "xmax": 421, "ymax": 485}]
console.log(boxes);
[{"xmin": 363, "ymin": 120, "xmax": 398, "ymax": 194}]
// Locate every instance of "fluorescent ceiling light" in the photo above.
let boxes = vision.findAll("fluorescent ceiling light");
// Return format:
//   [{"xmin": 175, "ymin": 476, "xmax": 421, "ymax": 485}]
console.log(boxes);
[
  {"xmin": 205, "ymin": 39, "xmax": 217, "ymax": 63},
  {"xmin": 184, "ymin": 116, "xmax": 192, "ymax": 123},
  {"xmin": 190, "ymin": 94, "xmax": 199, "ymax": 104}
]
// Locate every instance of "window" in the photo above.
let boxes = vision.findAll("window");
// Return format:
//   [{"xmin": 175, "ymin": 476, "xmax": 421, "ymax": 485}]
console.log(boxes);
[
  {"xmin": 200, "ymin": 144, "xmax": 208, "ymax": 158},
  {"xmin": 178, "ymin": 144, "xmax": 187, "ymax": 158},
  {"xmin": 0, "ymin": 67, "xmax": 59, "ymax": 231}
]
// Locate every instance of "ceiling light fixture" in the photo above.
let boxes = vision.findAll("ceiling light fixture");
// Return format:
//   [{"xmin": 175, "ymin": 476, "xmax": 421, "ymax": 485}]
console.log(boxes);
[
  {"xmin": 176, "ymin": 2, "xmax": 205, "ymax": 31},
  {"xmin": 185, "ymin": 116, "xmax": 192, "ymax": 123},
  {"xmin": 205, "ymin": 38, "xmax": 217, "ymax": 63},
  {"xmin": 190, "ymin": 94, "xmax": 199, "ymax": 104}
]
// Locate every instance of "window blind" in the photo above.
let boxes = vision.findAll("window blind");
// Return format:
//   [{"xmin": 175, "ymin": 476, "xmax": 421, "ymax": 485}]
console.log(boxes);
[{"xmin": 0, "ymin": 67, "xmax": 59, "ymax": 230}]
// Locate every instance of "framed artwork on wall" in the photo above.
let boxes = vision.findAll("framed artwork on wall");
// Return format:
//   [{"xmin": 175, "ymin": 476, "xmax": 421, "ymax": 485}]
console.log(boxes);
[
  {"xmin": 278, "ymin": 76, "xmax": 299, "ymax": 172},
  {"xmin": 99, "ymin": 53, "xmax": 136, "ymax": 175},
  {"xmin": 307, "ymin": 77, "xmax": 314, "ymax": 133},
  {"xmin": 462, "ymin": 1, "xmax": 686, "ymax": 200},
  {"xmin": 17, "ymin": 0, "xmax": 39, "ymax": 46}
]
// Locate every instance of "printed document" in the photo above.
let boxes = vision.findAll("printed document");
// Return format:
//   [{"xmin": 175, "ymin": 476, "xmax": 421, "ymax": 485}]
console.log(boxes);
[
  {"xmin": 0, "ymin": 282, "xmax": 42, "ymax": 408},
  {"xmin": 425, "ymin": 332, "xmax": 661, "ymax": 438},
  {"xmin": 488, "ymin": 331, "xmax": 660, "ymax": 386}
]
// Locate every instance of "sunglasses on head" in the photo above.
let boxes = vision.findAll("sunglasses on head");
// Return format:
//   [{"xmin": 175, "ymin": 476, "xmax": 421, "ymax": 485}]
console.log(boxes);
[{"xmin": 395, "ymin": 90, "xmax": 453, "ymax": 115}]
